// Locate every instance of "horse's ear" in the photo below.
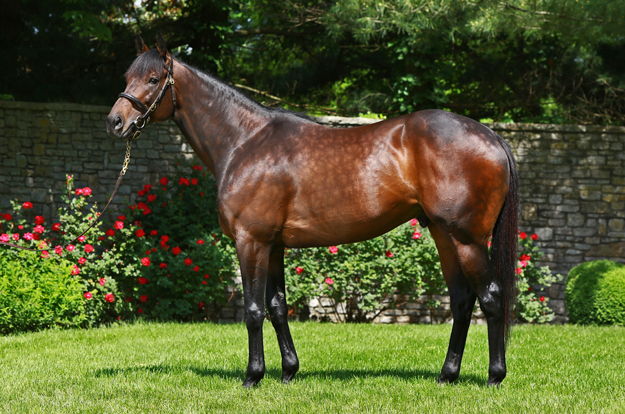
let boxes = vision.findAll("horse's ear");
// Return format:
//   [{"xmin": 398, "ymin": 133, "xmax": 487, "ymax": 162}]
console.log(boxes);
[
  {"xmin": 156, "ymin": 33, "xmax": 168, "ymax": 59},
  {"xmin": 135, "ymin": 33, "xmax": 149, "ymax": 56}
]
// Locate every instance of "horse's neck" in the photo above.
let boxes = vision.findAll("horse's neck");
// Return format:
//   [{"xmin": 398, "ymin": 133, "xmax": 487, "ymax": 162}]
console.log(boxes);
[{"xmin": 172, "ymin": 63, "xmax": 271, "ymax": 179}]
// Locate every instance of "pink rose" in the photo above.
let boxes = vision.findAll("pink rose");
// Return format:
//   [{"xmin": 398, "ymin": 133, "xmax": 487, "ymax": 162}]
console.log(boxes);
[
  {"xmin": 329, "ymin": 246, "xmax": 338, "ymax": 254},
  {"xmin": 12, "ymin": 233, "xmax": 19, "ymax": 241},
  {"xmin": 78, "ymin": 235, "xmax": 86, "ymax": 242},
  {"xmin": 99, "ymin": 278, "xmax": 106, "ymax": 286},
  {"xmin": 66, "ymin": 244, "xmax": 75, "ymax": 252},
  {"xmin": 325, "ymin": 277, "xmax": 334, "ymax": 285},
  {"xmin": 71, "ymin": 265, "xmax": 80, "ymax": 275},
  {"xmin": 84, "ymin": 244, "xmax": 94, "ymax": 253},
  {"xmin": 78, "ymin": 257, "xmax": 87, "ymax": 265},
  {"xmin": 54, "ymin": 245, "xmax": 63, "ymax": 255},
  {"xmin": 410, "ymin": 218, "xmax": 418, "ymax": 227},
  {"xmin": 114, "ymin": 221, "xmax": 124, "ymax": 230},
  {"xmin": 81, "ymin": 187, "xmax": 92, "ymax": 196},
  {"xmin": 104, "ymin": 293, "xmax": 115, "ymax": 303},
  {"xmin": 84, "ymin": 292, "xmax": 92, "ymax": 299},
  {"xmin": 33, "ymin": 225, "xmax": 45, "ymax": 234}
]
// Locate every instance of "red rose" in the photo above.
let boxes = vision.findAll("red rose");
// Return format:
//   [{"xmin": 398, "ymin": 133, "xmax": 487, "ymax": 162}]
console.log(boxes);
[
  {"xmin": 539, "ymin": 296, "xmax": 545, "ymax": 302},
  {"xmin": 33, "ymin": 225, "xmax": 45, "ymax": 234},
  {"xmin": 66, "ymin": 244, "xmax": 75, "ymax": 252},
  {"xmin": 71, "ymin": 265, "xmax": 80, "ymax": 275},
  {"xmin": 204, "ymin": 274, "xmax": 210, "ymax": 279},
  {"xmin": 78, "ymin": 235, "xmax": 86, "ymax": 242},
  {"xmin": 160, "ymin": 177, "xmax": 169, "ymax": 185},
  {"xmin": 515, "ymin": 268, "xmax": 523, "ymax": 274},
  {"xmin": 22, "ymin": 202, "xmax": 33, "ymax": 209},
  {"xmin": 184, "ymin": 257, "xmax": 192, "ymax": 266},
  {"xmin": 106, "ymin": 229, "xmax": 115, "ymax": 237},
  {"xmin": 117, "ymin": 215, "xmax": 126, "ymax": 221},
  {"xmin": 295, "ymin": 266, "xmax": 304, "ymax": 274},
  {"xmin": 84, "ymin": 244, "xmax": 94, "ymax": 253},
  {"xmin": 142, "ymin": 207, "xmax": 152, "ymax": 215},
  {"xmin": 413, "ymin": 232, "xmax": 421, "ymax": 240},
  {"xmin": 138, "ymin": 190, "xmax": 146, "ymax": 196},
  {"xmin": 54, "ymin": 245, "xmax": 63, "ymax": 255},
  {"xmin": 193, "ymin": 265, "xmax": 199, "ymax": 272},
  {"xmin": 84, "ymin": 292, "xmax": 92, "ymax": 299},
  {"xmin": 202, "ymin": 281, "xmax": 207, "ymax": 285},
  {"xmin": 191, "ymin": 178, "xmax": 198, "ymax": 185},
  {"xmin": 172, "ymin": 246, "xmax": 181, "ymax": 255},
  {"xmin": 82, "ymin": 187, "xmax": 92, "ymax": 196},
  {"xmin": 2, "ymin": 213, "xmax": 13, "ymax": 221},
  {"xmin": 138, "ymin": 277, "xmax": 149, "ymax": 285},
  {"xmin": 531, "ymin": 233, "xmax": 538, "ymax": 240},
  {"xmin": 24, "ymin": 232, "xmax": 34, "ymax": 240},
  {"xmin": 139, "ymin": 295, "xmax": 147, "ymax": 303},
  {"xmin": 519, "ymin": 232, "xmax": 527, "ymax": 240},
  {"xmin": 78, "ymin": 257, "xmax": 86, "ymax": 265},
  {"xmin": 138, "ymin": 308, "xmax": 143, "ymax": 314},
  {"xmin": 104, "ymin": 293, "xmax": 115, "ymax": 303},
  {"xmin": 147, "ymin": 194, "xmax": 156, "ymax": 202},
  {"xmin": 41, "ymin": 251, "xmax": 50, "ymax": 258},
  {"xmin": 159, "ymin": 263, "xmax": 168, "ymax": 269},
  {"xmin": 151, "ymin": 230, "xmax": 159, "ymax": 236},
  {"xmin": 52, "ymin": 223, "xmax": 61, "ymax": 231},
  {"xmin": 75, "ymin": 188, "xmax": 83, "ymax": 195},
  {"xmin": 329, "ymin": 246, "xmax": 338, "ymax": 254},
  {"xmin": 197, "ymin": 239, "xmax": 204, "ymax": 245},
  {"xmin": 520, "ymin": 254, "xmax": 531, "ymax": 262},
  {"xmin": 136, "ymin": 229, "xmax": 145, "ymax": 237},
  {"xmin": 35, "ymin": 215, "xmax": 45, "ymax": 225},
  {"xmin": 385, "ymin": 250, "xmax": 394, "ymax": 258},
  {"xmin": 141, "ymin": 257, "xmax": 151, "ymax": 267},
  {"xmin": 12, "ymin": 233, "xmax": 19, "ymax": 241},
  {"xmin": 114, "ymin": 221, "xmax": 124, "ymax": 230}
]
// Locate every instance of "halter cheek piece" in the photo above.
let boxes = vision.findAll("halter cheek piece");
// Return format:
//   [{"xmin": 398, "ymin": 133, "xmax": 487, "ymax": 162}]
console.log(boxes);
[{"xmin": 118, "ymin": 57, "xmax": 176, "ymax": 140}]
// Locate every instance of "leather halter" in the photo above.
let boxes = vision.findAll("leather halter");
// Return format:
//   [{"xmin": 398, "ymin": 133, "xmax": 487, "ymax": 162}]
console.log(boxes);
[{"xmin": 118, "ymin": 57, "xmax": 176, "ymax": 140}]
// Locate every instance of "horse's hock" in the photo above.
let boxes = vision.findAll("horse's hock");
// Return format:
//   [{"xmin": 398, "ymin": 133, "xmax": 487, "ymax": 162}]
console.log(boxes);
[{"xmin": 2, "ymin": 100, "xmax": 625, "ymax": 324}]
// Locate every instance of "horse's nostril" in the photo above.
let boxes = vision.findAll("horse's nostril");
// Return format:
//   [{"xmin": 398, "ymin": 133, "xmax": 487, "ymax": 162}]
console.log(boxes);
[{"xmin": 114, "ymin": 116, "xmax": 123, "ymax": 130}]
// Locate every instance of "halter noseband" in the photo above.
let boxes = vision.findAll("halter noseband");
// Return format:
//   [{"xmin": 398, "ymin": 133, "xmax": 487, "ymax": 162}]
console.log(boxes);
[{"xmin": 118, "ymin": 57, "xmax": 176, "ymax": 140}]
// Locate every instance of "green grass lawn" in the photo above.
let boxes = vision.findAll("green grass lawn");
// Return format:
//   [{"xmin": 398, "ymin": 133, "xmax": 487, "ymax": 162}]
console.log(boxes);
[{"xmin": 0, "ymin": 322, "xmax": 623, "ymax": 413}]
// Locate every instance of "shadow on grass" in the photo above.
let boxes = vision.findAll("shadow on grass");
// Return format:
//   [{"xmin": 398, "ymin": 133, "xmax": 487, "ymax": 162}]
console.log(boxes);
[{"xmin": 93, "ymin": 364, "xmax": 485, "ymax": 386}]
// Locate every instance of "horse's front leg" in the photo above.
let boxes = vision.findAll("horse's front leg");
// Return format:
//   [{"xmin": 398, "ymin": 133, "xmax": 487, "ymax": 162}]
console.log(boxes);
[
  {"xmin": 236, "ymin": 238, "xmax": 271, "ymax": 388},
  {"xmin": 265, "ymin": 246, "xmax": 299, "ymax": 383}
]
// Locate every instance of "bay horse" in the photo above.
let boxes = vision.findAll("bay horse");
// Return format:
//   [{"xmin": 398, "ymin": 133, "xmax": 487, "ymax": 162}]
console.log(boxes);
[{"xmin": 107, "ymin": 34, "xmax": 519, "ymax": 388}]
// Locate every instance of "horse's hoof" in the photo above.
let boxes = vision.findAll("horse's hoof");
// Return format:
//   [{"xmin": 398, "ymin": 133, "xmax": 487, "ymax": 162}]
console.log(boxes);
[
  {"xmin": 281, "ymin": 371, "xmax": 297, "ymax": 384},
  {"xmin": 437, "ymin": 370, "xmax": 459, "ymax": 384},
  {"xmin": 242, "ymin": 378, "xmax": 261, "ymax": 388},
  {"xmin": 487, "ymin": 378, "xmax": 503, "ymax": 387}
]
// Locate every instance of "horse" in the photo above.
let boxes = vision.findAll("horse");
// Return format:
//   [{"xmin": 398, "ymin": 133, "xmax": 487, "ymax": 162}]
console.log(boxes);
[{"xmin": 107, "ymin": 34, "xmax": 519, "ymax": 388}]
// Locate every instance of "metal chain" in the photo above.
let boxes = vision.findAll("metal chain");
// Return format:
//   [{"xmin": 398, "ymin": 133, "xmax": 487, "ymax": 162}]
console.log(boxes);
[{"xmin": 121, "ymin": 134, "xmax": 140, "ymax": 176}]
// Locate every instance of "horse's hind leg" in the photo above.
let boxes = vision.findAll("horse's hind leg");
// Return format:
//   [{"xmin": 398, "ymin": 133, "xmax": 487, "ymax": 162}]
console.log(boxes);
[
  {"xmin": 265, "ymin": 246, "xmax": 299, "ymax": 383},
  {"xmin": 453, "ymin": 241, "xmax": 507, "ymax": 386},
  {"xmin": 429, "ymin": 225, "xmax": 477, "ymax": 384}
]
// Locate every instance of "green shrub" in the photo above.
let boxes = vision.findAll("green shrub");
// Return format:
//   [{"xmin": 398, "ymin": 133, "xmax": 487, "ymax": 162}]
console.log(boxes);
[
  {"xmin": 0, "ymin": 250, "xmax": 85, "ymax": 334},
  {"xmin": 566, "ymin": 260, "xmax": 625, "ymax": 325}
]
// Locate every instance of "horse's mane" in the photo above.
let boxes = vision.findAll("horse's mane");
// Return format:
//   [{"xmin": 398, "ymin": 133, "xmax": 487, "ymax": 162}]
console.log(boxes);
[{"xmin": 125, "ymin": 49, "xmax": 316, "ymax": 122}]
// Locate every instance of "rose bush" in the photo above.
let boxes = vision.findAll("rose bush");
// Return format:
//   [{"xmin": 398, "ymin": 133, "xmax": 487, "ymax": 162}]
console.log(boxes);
[
  {"xmin": 514, "ymin": 232, "xmax": 563, "ymax": 323},
  {"xmin": 103, "ymin": 161, "xmax": 237, "ymax": 321},
  {"xmin": 284, "ymin": 221, "xmax": 445, "ymax": 322}
]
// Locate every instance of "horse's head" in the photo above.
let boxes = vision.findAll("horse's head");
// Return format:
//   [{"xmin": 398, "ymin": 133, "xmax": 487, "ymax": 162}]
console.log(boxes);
[{"xmin": 107, "ymin": 33, "xmax": 176, "ymax": 140}]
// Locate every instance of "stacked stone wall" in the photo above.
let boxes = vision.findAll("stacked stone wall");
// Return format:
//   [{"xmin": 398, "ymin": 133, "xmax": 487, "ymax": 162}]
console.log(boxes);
[{"xmin": 2, "ymin": 100, "xmax": 625, "ymax": 324}]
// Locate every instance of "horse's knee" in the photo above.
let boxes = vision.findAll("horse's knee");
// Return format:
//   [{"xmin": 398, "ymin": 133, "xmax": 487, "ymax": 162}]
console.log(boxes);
[
  {"xmin": 245, "ymin": 304, "xmax": 266, "ymax": 330},
  {"xmin": 267, "ymin": 294, "xmax": 288, "ymax": 322}
]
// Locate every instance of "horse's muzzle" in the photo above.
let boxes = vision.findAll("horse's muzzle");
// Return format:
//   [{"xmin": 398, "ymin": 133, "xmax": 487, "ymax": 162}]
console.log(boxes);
[{"xmin": 106, "ymin": 113, "xmax": 128, "ymax": 140}]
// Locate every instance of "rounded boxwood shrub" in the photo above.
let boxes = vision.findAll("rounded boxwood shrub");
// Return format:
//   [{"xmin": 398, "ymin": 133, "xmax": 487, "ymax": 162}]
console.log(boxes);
[
  {"xmin": 565, "ymin": 260, "xmax": 625, "ymax": 325},
  {"xmin": 0, "ymin": 250, "xmax": 86, "ymax": 334}
]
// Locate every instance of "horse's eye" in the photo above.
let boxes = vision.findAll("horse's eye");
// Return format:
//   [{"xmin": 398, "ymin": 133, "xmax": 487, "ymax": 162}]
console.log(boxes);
[{"xmin": 149, "ymin": 77, "xmax": 159, "ymax": 84}]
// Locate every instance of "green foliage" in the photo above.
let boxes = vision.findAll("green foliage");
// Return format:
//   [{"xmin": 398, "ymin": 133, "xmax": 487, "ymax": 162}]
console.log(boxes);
[
  {"xmin": 514, "ymin": 232, "xmax": 563, "ymax": 323},
  {"xmin": 103, "ymin": 161, "xmax": 238, "ymax": 321},
  {"xmin": 285, "ymin": 221, "xmax": 444, "ymax": 322},
  {"xmin": 0, "ymin": 249, "xmax": 84, "ymax": 335},
  {"xmin": 566, "ymin": 260, "xmax": 625, "ymax": 325}
]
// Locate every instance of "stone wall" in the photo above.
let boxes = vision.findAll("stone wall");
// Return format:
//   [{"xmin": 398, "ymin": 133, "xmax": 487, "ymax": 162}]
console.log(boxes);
[{"xmin": 2, "ymin": 100, "xmax": 625, "ymax": 324}]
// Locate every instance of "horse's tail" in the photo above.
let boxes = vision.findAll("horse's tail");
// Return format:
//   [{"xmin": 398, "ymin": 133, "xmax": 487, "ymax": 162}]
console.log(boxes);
[{"xmin": 490, "ymin": 133, "xmax": 519, "ymax": 344}]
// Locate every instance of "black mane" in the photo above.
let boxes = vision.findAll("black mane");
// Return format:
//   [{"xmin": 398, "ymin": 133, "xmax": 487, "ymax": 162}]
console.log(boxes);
[{"xmin": 125, "ymin": 50, "xmax": 316, "ymax": 122}]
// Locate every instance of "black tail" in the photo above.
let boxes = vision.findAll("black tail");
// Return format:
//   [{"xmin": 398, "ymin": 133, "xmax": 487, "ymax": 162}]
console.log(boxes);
[{"xmin": 490, "ymin": 134, "xmax": 519, "ymax": 343}]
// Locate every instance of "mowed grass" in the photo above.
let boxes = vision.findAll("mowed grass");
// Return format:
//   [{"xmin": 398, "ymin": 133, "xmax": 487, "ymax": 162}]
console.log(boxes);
[{"xmin": 0, "ymin": 322, "xmax": 623, "ymax": 413}]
